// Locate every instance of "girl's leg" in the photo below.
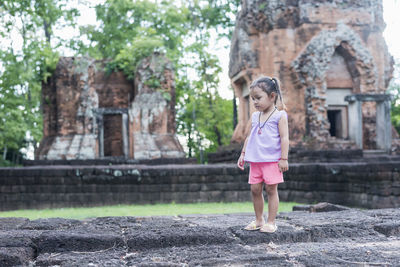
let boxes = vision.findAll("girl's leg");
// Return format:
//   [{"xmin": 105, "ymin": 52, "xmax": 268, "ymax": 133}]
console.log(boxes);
[
  {"xmin": 251, "ymin": 183, "xmax": 265, "ymax": 225},
  {"xmin": 265, "ymin": 184, "xmax": 279, "ymax": 224}
]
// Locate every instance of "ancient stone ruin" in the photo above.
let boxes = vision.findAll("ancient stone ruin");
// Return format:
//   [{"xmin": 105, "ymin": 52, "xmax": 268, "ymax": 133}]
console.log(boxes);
[
  {"xmin": 35, "ymin": 52, "xmax": 185, "ymax": 160},
  {"xmin": 230, "ymin": 0, "xmax": 397, "ymax": 152},
  {"xmin": 1, "ymin": 206, "xmax": 400, "ymax": 266}
]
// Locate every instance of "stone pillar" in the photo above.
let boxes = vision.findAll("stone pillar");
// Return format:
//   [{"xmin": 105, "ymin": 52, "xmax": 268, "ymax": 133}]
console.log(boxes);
[
  {"xmin": 346, "ymin": 98, "xmax": 363, "ymax": 149},
  {"xmin": 130, "ymin": 52, "xmax": 185, "ymax": 159},
  {"xmin": 122, "ymin": 113, "xmax": 129, "ymax": 157},
  {"xmin": 376, "ymin": 100, "xmax": 392, "ymax": 152},
  {"xmin": 98, "ymin": 115, "xmax": 104, "ymax": 157}
]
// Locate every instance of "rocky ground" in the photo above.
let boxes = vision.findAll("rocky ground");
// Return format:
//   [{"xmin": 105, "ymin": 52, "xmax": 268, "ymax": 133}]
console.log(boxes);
[{"xmin": 0, "ymin": 204, "xmax": 399, "ymax": 266}]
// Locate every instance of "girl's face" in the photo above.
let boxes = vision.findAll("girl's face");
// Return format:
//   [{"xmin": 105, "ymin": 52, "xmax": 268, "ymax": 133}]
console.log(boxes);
[{"xmin": 250, "ymin": 86, "xmax": 276, "ymax": 112}]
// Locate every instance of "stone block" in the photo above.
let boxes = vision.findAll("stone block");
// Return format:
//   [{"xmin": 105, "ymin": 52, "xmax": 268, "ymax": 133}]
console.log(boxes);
[
  {"xmin": 374, "ymin": 222, "xmax": 400, "ymax": 236},
  {"xmin": 0, "ymin": 247, "xmax": 35, "ymax": 267},
  {"xmin": 187, "ymin": 183, "xmax": 201, "ymax": 192},
  {"xmin": 174, "ymin": 191, "xmax": 201, "ymax": 203},
  {"xmin": 0, "ymin": 218, "xmax": 30, "ymax": 230},
  {"xmin": 0, "ymin": 177, "xmax": 18, "ymax": 186},
  {"xmin": 308, "ymin": 202, "xmax": 350, "ymax": 212},
  {"xmin": 34, "ymin": 232, "xmax": 124, "ymax": 253},
  {"xmin": 168, "ymin": 183, "xmax": 189, "ymax": 192},
  {"xmin": 126, "ymin": 224, "xmax": 235, "ymax": 251},
  {"xmin": 0, "ymin": 186, "xmax": 13, "ymax": 193}
]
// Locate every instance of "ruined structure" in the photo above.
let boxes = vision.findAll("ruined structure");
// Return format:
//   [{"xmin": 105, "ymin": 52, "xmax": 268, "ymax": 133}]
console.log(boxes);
[
  {"xmin": 230, "ymin": 0, "xmax": 396, "ymax": 152},
  {"xmin": 36, "ymin": 52, "xmax": 185, "ymax": 160}
]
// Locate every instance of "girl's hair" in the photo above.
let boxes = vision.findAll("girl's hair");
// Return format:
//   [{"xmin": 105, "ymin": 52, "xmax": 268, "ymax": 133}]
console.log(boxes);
[{"xmin": 249, "ymin": 76, "xmax": 287, "ymax": 111}]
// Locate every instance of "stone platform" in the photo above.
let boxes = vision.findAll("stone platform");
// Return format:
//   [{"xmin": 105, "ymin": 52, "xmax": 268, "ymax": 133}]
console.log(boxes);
[
  {"xmin": 1, "ymin": 159, "xmax": 400, "ymax": 211},
  {"xmin": 1, "ymin": 206, "xmax": 400, "ymax": 266}
]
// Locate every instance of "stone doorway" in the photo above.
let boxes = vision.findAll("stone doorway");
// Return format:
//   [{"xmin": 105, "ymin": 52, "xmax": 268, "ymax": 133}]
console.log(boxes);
[
  {"xmin": 325, "ymin": 48, "xmax": 354, "ymax": 140},
  {"xmin": 326, "ymin": 89, "xmax": 351, "ymax": 139},
  {"xmin": 96, "ymin": 108, "xmax": 129, "ymax": 158},
  {"xmin": 103, "ymin": 114, "xmax": 123, "ymax": 157},
  {"xmin": 327, "ymin": 108, "xmax": 343, "ymax": 138}
]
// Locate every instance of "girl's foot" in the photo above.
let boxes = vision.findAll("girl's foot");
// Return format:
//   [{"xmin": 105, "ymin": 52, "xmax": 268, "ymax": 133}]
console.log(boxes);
[
  {"xmin": 244, "ymin": 220, "xmax": 265, "ymax": 231},
  {"xmin": 260, "ymin": 222, "xmax": 277, "ymax": 233}
]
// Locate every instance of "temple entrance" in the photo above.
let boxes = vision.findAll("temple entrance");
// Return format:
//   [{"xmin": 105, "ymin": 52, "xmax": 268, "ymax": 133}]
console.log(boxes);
[
  {"xmin": 326, "ymin": 48, "xmax": 354, "ymax": 140},
  {"xmin": 95, "ymin": 108, "xmax": 129, "ymax": 158},
  {"xmin": 327, "ymin": 105, "xmax": 348, "ymax": 139},
  {"xmin": 326, "ymin": 88, "xmax": 351, "ymax": 139},
  {"xmin": 103, "ymin": 114, "xmax": 123, "ymax": 157},
  {"xmin": 327, "ymin": 109, "xmax": 341, "ymax": 137}
]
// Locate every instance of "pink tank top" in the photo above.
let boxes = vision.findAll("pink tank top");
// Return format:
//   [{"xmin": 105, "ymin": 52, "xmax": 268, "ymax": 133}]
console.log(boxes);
[{"xmin": 244, "ymin": 110, "xmax": 287, "ymax": 162}]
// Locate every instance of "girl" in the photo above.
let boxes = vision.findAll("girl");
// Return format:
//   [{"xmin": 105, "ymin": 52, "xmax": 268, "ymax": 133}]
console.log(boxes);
[{"xmin": 237, "ymin": 76, "xmax": 289, "ymax": 233}]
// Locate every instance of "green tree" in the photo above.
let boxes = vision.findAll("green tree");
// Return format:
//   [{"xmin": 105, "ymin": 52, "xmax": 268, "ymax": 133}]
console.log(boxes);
[
  {"xmin": 0, "ymin": 0, "xmax": 79, "ymax": 165},
  {"xmin": 176, "ymin": 31, "xmax": 233, "ymax": 161},
  {"xmin": 388, "ymin": 60, "xmax": 400, "ymax": 134},
  {"xmin": 77, "ymin": 0, "xmax": 190, "ymax": 77},
  {"xmin": 174, "ymin": 0, "xmax": 239, "ymax": 161}
]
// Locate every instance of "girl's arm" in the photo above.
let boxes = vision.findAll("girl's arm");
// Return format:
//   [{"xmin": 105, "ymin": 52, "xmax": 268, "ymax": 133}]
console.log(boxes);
[
  {"xmin": 237, "ymin": 119, "xmax": 252, "ymax": 170},
  {"xmin": 278, "ymin": 113, "xmax": 289, "ymax": 172}
]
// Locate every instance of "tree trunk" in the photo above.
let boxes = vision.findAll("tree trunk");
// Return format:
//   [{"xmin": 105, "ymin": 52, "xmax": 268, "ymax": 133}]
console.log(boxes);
[
  {"xmin": 44, "ymin": 19, "xmax": 51, "ymax": 43},
  {"xmin": 11, "ymin": 150, "xmax": 16, "ymax": 164},
  {"xmin": 214, "ymin": 125, "xmax": 222, "ymax": 146},
  {"xmin": 188, "ymin": 127, "xmax": 192, "ymax": 157},
  {"xmin": 2, "ymin": 145, "xmax": 7, "ymax": 160}
]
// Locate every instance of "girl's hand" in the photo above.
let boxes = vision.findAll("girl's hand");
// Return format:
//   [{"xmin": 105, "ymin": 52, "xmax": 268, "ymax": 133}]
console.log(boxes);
[
  {"xmin": 237, "ymin": 154, "xmax": 245, "ymax": 170},
  {"xmin": 278, "ymin": 159, "xmax": 289, "ymax": 172}
]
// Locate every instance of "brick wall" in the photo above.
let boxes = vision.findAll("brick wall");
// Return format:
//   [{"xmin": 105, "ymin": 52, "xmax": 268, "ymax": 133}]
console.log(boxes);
[{"xmin": 0, "ymin": 162, "xmax": 399, "ymax": 211}]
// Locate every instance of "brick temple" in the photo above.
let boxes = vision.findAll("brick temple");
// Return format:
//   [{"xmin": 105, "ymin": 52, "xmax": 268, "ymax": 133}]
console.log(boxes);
[
  {"xmin": 36, "ymin": 52, "xmax": 185, "ymax": 160},
  {"xmin": 229, "ymin": 0, "xmax": 397, "ymax": 152}
]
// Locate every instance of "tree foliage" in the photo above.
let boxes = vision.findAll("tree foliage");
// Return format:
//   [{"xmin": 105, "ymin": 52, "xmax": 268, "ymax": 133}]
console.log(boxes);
[
  {"xmin": 388, "ymin": 60, "xmax": 400, "ymax": 135},
  {"xmin": 174, "ymin": 0, "xmax": 240, "ymax": 161},
  {"xmin": 0, "ymin": 0, "xmax": 79, "ymax": 165},
  {"xmin": 78, "ymin": 0, "xmax": 190, "ymax": 76}
]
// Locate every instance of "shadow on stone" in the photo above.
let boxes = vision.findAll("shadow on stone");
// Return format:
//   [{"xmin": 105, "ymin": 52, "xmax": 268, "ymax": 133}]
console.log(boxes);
[{"xmin": 292, "ymin": 202, "xmax": 350, "ymax": 212}]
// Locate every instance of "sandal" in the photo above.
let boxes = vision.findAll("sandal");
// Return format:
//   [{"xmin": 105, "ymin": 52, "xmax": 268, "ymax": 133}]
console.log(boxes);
[
  {"xmin": 244, "ymin": 220, "xmax": 264, "ymax": 231},
  {"xmin": 260, "ymin": 223, "xmax": 277, "ymax": 233}
]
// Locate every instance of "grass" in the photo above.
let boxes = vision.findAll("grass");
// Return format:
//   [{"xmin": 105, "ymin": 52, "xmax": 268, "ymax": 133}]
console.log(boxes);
[{"xmin": 0, "ymin": 202, "xmax": 299, "ymax": 220}]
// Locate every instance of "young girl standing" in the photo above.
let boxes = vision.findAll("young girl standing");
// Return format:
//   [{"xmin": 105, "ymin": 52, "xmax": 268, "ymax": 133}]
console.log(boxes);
[{"xmin": 237, "ymin": 76, "xmax": 289, "ymax": 233}]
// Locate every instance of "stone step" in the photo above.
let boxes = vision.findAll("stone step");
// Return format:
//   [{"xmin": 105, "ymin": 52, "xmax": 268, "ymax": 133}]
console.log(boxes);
[
  {"xmin": 363, "ymin": 149, "xmax": 387, "ymax": 155},
  {"xmin": 0, "ymin": 207, "xmax": 399, "ymax": 266}
]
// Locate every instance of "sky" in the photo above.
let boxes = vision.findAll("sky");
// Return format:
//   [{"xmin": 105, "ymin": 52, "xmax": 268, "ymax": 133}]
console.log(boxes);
[{"xmin": 383, "ymin": 0, "xmax": 400, "ymax": 61}]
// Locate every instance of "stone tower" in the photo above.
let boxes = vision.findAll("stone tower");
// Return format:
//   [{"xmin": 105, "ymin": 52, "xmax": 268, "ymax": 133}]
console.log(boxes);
[
  {"xmin": 36, "ymin": 53, "xmax": 185, "ymax": 160},
  {"xmin": 230, "ymin": 0, "xmax": 395, "ymax": 151}
]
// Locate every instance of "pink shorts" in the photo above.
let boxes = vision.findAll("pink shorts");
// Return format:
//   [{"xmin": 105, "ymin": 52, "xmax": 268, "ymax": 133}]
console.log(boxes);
[{"xmin": 248, "ymin": 162, "xmax": 284, "ymax": 185}]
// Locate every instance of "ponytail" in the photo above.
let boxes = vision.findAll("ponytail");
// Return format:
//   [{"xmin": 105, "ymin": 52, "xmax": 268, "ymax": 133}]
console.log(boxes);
[{"xmin": 271, "ymin": 77, "xmax": 287, "ymax": 111}]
